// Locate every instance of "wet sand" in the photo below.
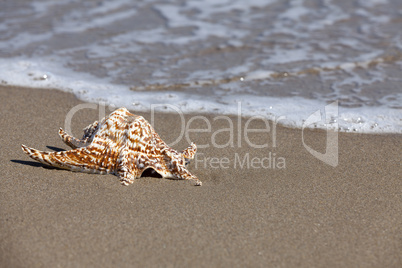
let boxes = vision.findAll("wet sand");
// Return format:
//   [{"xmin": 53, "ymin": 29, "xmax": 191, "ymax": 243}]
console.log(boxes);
[{"xmin": 0, "ymin": 85, "xmax": 401, "ymax": 267}]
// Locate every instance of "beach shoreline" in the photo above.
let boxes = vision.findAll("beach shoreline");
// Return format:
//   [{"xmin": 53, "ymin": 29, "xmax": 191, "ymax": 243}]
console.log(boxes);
[{"xmin": 0, "ymin": 85, "xmax": 401, "ymax": 267}]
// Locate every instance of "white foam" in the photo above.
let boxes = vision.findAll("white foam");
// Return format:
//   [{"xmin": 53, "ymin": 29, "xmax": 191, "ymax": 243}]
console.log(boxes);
[
  {"xmin": 1, "ymin": 0, "xmax": 401, "ymax": 134},
  {"xmin": 3, "ymin": 32, "xmax": 53, "ymax": 50},
  {"xmin": 0, "ymin": 57, "xmax": 400, "ymax": 134},
  {"xmin": 279, "ymin": 1, "xmax": 309, "ymax": 20},
  {"xmin": 359, "ymin": 0, "xmax": 388, "ymax": 7},
  {"xmin": 53, "ymin": 9, "xmax": 138, "ymax": 34},
  {"xmin": 154, "ymin": 4, "xmax": 248, "ymax": 43},
  {"xmin": 185, "ymin": 0, "xmax": 275, "ymax": 17}
]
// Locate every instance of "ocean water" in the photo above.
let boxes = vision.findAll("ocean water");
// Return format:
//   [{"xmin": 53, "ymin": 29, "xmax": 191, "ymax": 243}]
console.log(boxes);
[{"xmin": 0, "ymin": 0, "xmax": 401, "ymax": 133}]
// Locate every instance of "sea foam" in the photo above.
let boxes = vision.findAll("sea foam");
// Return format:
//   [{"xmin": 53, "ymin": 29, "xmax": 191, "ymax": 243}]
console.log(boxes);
[{"xmin": 0, "ymin": 0, "xmax": 401, "ymax": 134}]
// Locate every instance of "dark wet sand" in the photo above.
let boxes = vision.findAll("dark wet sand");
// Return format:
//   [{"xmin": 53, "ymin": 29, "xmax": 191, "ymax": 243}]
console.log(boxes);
[{"xmin": 0, "ymin": 85, "xmax": 401, "ymax": 267}]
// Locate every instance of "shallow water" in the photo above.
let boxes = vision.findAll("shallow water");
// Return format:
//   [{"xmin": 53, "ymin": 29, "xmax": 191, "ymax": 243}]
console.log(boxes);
[{"xmin": 0, "ymin": 0, "xmax": 401, "ymax": 133}]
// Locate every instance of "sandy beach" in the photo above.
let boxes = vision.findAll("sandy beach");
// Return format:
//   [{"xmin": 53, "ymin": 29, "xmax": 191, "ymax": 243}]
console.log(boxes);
[{"xmin": 0, "ymin": 85, "xmax": 401, "ymax": 267}]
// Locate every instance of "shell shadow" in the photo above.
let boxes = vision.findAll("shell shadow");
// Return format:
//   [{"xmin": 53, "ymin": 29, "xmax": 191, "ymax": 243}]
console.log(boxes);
[
  {"xmin": 11, "ymin": 162, "xmax": 163, "ymax": 177},
  {"xmin": 46, "ymin": 146, "xmax": 66, "ymax": 152},
  {"xmin": 11, "ymin": 159, "xmax": 57, "ymax": 169}
]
